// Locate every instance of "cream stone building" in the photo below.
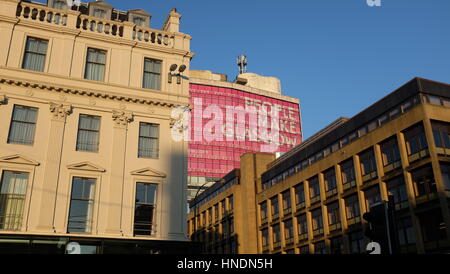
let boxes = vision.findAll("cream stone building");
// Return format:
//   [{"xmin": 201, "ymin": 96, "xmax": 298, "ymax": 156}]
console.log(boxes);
[{"xmin": 0, "ymin": 0, "xmax": 195, "ymax": 254}]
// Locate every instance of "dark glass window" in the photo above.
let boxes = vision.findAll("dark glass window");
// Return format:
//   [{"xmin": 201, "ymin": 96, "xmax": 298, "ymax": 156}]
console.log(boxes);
[
  {"xmin": 411, "ymin": 165, "xmax": 436, "ymax": 197},
  {"xmin": 341, "ymin": 158, "xmax": 356, "ymax": 185},
  {"xmin": 348, "ymin": 230, "xmax": 365, "ymax": 254},
  {"xmin": 138, "ymin": 123, "xmax": 159, "ymax": 158},
  {"xmin": 312, "ymin": 209, "xmax": 323, "ymax": 232},
  {"xmin": 309, "ymin": 176, "xmax": 320, "ymax": 201},
  {"xmin": 295, "ymin": 184, "xmax": 305, "ymax": 206},
  {"xmin": 271, "ymin": 196, "xmax": 279, "ymax": 218},
  {"xmin": 8, "ymin": 105, "xmax": 38, "ymax": 145},
  {"xmin": 314, "ymin": 241, "xmax": 327, "ymax": 254},
  {"xmin": 134, "ymin": 183, "xmax": 157, "ymax": 236},
  {"xmin": 282, "ymin": 190, "xmax": 291, "ymax": 213},
  {"xmin": 260, "ymin": 201, "xmax": 268, "ymax": 223},
  {"xmin": 297, "ymin": 214, "xmax": 308, "ymax": 237},
  {"xmin": 432, "ymin": 121, "xmax": 450, "ymax": 149},
  {"xmin": 441, "ymin": 164, "xmax": 450, "ymax": 191},
  {"xmin": 359, "ymin": 148, "xmax": 377, "ymax": 179},
  {"xmin": 387, "ymin": 177, "xmax": 408, "ymax": 209},
  {"xmin": 345, "ymin": 195, "xmax": 360, "ymax": 222},
  {"xmin": 22, "ymin": 37, "xmax": 48, "ymax": 72},
  {"xmin": 364, "ymin": 186, "xmax": 381, "ymax": 210},
  {"xmin": 76, "ymin": 114, "xmax": 101, "ymax": 152},
  {"xmin": 397, "ymin": 217, "xmax": 416, "ymax": 246},
  {"xmin": 84, "ymin": 48, "xmax": 106, "ymax": 81},
  {"xmin": 272, "ymin": 224, "xmax": 281, "ymax": 245},
  {"xmin": 381, "ymin": 137, "xmax": 401, "ymax": 167},
  {"xmin": 143, "ymin": 58, "xmax": 161, "ymax": 90},
  {"xmin": 404, "ymin": 123, "xmax": 428, "ymax": 156},
  {"xmin": 330, "ymin": 236, "xmax": 344, "ymax": 254},
  {"xmin": 284, "ymin": 219, "xmax": 294, "ymax": 243},
  {"xmin": 68, "ymin": 177, "xmax": 96, "ymax": 233},
  {"xmin": 261, "ymin": 228, "xmax": 269, "ymax": 249},
  {"xmin": 327, "ymin": 202, "xmax": 341, "ymax": 228},
  {"xmin": 324, "ymin": 168, "xmax": 337, "ymax": 196}
]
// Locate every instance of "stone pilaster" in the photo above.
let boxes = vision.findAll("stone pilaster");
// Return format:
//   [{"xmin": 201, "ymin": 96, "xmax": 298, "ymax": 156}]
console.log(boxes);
[
  {"xmin": 36, "ymin": 103, "xmax": 72, "ymax": 232},
  {"xmin": 105, "ymin": 110, "xmax": 133, "ymax": 235}
]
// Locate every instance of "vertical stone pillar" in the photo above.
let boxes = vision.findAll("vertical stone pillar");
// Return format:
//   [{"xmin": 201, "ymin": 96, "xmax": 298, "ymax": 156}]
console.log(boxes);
[
  {"xmin": 36, "ymin": 103, "xmax": 72, "ymax": 232},
  {"xmin": 104, "ymin": 110, "xmax": 133, "ymax": 235}
]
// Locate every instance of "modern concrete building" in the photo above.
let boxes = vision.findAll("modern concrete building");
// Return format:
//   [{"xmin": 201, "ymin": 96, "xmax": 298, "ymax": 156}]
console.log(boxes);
[
  {"xmin": 0, "ymin": 0, "xmax": 194, "ymax": 253},
  {"xmin": 188, "ymin": 153, "xmax": 275, "ymax": 254},
  {"xmin": 189, "ymin": 77, "xmax": 450, "ymax": 254},
  {"xmin": 187, "ymin": 70, "xmax": 302, "ymax": 202}
]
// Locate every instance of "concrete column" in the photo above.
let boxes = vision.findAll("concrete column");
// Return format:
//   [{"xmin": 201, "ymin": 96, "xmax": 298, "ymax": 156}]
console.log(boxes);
[
  {"xmin": 36, "ymin": 103, "xmax": 72, "ymax": 232},
  {"xmin": 104, "ymin": 110, "xmax": 133, "ymax": 235},
  {"xmin": 422, "ymin": 117, "xmax": 450, "ymax": 242},
  {"xmin": 397, "ymin": 132, "xmax": 425, "ymax": 253}
]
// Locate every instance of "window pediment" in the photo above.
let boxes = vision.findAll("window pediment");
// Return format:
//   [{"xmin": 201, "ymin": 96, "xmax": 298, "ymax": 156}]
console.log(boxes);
[
  {"xmin": 131, "ymin": 167, "xmax": 166, "ymax": 178},
  {"xmin": 0, "ymin": 155, "xmax": 40, "ymax": 166},
  {"xmin": 67, "ymin": 162, "xmax": 106, "ymax": 172}
]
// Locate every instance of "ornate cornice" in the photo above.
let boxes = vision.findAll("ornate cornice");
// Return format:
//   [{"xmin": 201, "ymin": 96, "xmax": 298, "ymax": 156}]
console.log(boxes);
[
  {"xmin": 0, "ymin": 77, "xmax": 188, "ymax": 109},
  {"xmin": 49, "ymin": 102, "xmax": 72, "ymax": 120},
  {"xmin": 112, "ymin": 110, "xmax": 134, "ymax": 127}
]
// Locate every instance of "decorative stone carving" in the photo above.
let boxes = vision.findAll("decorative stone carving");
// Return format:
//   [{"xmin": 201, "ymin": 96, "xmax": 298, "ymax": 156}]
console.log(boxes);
[
  {"xmin": 0, "ymin": 94, "xmax": 7, "ymax": 105},
  {"xmin": 49, "ymin": 103, "xmax": 72, "ymax": 120},
  {"xmin": 112, "ymin": 110, "xmax": 134, "ymax": 127}
]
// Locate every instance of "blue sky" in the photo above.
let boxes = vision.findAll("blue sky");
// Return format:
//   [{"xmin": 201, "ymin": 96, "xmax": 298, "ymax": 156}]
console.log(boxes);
[{"xmin": 58, "ymin": 0, "xmax": 450, "ymax": 139}]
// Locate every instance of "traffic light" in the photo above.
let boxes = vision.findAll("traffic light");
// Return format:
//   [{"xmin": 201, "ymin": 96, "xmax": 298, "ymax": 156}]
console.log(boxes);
[{"xmin": 363, "ymin": 201, "xmax": 392, "ymax": 254}]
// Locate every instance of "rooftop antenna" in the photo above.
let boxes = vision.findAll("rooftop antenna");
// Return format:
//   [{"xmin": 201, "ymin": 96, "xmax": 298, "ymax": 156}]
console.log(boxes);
[{"xmin": 237, "ymin": 55, "xmax": 247, "ymax": 75}]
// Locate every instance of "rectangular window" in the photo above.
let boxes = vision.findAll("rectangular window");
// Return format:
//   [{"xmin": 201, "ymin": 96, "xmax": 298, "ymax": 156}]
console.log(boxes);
[
  {"xmin": 404, "ymin": 123, "xmax": 428, "ymax": 156},
  {"xmin": 295, "ymin": 184, "xmax": 305, "ymax": 207},
  {"xmin": 52, "ymin": 0, "xmax": 66, "ymax": 9},
  {"xmin": 441, "ymin": 164, "xmax": 450, "ymax": 191},
  {"xmin": 282, "ymin": 190, "xmax": 291, "ymax": 214},
  {"xmin": 432, "ymin": 121, "xmax": 450, "ymax": 149},
  {"xmin": 84, "ymin": 48, "xmax": 106, "ymax": 82},
  {"xmin": 260, "ymin": 201, "xmax": 268, "ymax": 223},
  {"xmin": 272, "ymin": 224, "xmax": 281, "ymax": 246},
  {"xmin": 341, "ymin": 158, "xmax": 356, "ymax": 188},
  {"xmin": 381, "ymin": 137, "xmax": 400, "ymax": 165},
  {"xmin": 345, "ymin": 195, "xmax": 360, "ymax": 225},
  {"xmin": 349, "ymin": 230, "xmax": 365, "ymax": 254},
  {"xmin": 411, "ymin": 165, "xmax": 437, "ymax": 198},
  {"xmin": 271, "ymin": 196, "xmax": 279, "ymax": 219},
  {"xmin": 387, "ymin": 176, "xmax": 409, "ymax": 210},
  {"xmin": 67, "ymin": 177, "xmax": 96, "ymax": 233},
  {"xmin": 261, "ymin": 228, "xmax": 269, "ymax": 249},
  {"xmin": 309, "ymin": 176, "xmax": 320, "ymax": 203},
  {"xmin": 0, "ymin": 171, "xmax": 28, "ymax": 231},
  {"xmin": 364, "ymin": 186, "xmax": 381, "ymax": 210},
  {"xmin": 314, "ymin": 241, "xmax": 327, "ymax": 254},
  {"xmin": 93, "ymin": 9, "xmax": 107, "ymax": 18},
  {"xmin": 22, "ymin": 37, "xmax": 48, "ymax": 72},
  {"xmin": 76, "ymin": 114, "xmax": 101, "ymax": 152},
  {"xmin": 143, "ymin": 58, "xmax": 162, "ymax": 90},
  {"xmin": 297, "ymin": 214, "xmax": 308, "ymax": 238},
  {"xmin": 284, "ymin": 219, "xmax": 293, "ymax": 244},
  {"xmin": 312, "ymin": 209, "xmax": 323, "ymax": 235},
  {"xmin": 8, "ymin": 105, "xmax": 38, "ymax": 145},
  {"xmin": 138, "ymin": 123, "xmax": 159, "ymax": 158},
  {"xmin": 133, "ymin": 17, "xmax": 145, "ymax": 26},
  {"xmin": 327, "ymin": 202, "xmax": 341, "ymax": 230},
  {"xmin": 397, "ymin": 217, "xmax": 416, "ymax": 246},
  {"xmin": 330, "ymin": 236, "xmax": 344, "ymax": 254},
  {"xmin": 324, "ymin": 168, "xmax": 337, "ymax": 196},
  {"xmin": 134, "ymin": 183, "xmax": 157, "ymax": 236},
  {"xmin": 359, "ymin": 148, "xmax": 377, "ymax": 181}
]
